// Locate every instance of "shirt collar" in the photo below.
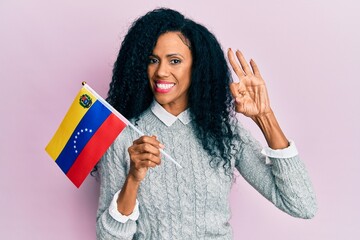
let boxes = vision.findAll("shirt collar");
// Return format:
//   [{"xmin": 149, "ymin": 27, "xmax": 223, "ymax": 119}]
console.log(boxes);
[{"xmin": 150, "ymin": 100, "xmax": 192, "ymax": 127}]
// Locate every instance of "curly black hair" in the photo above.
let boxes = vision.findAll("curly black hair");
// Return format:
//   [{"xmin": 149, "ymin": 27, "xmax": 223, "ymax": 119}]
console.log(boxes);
[{"xmin": 108, "ymin": 8, "xmax": 239, "ymax": 173}]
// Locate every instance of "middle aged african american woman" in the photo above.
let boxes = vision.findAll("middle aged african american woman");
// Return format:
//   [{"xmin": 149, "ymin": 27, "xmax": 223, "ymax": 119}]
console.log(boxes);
[{"xmin": 96, "ymin": 8, "xmax": 317, "ymax": 240}]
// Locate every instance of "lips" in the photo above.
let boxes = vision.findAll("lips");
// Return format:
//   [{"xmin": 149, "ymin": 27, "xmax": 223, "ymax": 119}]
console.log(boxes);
[{"xmin": 154, "ymin": 80, "xmax": 175, "ymax": 93}]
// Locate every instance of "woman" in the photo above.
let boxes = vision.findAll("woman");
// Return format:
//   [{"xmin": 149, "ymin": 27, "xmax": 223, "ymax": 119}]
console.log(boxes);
[{"xmin": 96, "ymin": 8, "xmax": 317, "ymax": 239}]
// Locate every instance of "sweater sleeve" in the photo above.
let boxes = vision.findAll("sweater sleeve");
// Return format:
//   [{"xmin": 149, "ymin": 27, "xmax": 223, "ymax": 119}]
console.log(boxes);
[
  {"xmin": 234, "ymin": 122, "xmax": 318, "ymax": 219},
  {"xmin": 96, "ymin": 129, "xmax": 137, "ymax": 240}
]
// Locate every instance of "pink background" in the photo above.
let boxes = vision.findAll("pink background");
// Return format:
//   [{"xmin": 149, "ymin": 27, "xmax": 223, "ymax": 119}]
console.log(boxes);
[{"xmin": 1, "ymin": 0, "xmax": 359, "ymax": 239}]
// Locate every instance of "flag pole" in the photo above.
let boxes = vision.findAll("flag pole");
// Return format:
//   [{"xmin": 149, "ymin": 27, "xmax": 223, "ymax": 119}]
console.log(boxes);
[{"xmin": 82, "ymin": 82, "xmax": 182, "ymax": 168}]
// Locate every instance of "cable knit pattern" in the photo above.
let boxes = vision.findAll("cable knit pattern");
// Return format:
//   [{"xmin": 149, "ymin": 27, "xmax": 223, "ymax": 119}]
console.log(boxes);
[{"xmin": 96, "ymin": 109, "xmax": 317, "ymax": 240}]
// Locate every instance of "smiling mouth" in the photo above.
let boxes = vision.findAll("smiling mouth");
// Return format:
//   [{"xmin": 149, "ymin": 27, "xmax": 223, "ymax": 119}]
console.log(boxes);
[
  {"xmin": 154, "ymin": 81, "xmax": 175, "ymax": 93},
  {"xmin": 156, "ymin": 82, "xmax": 175, "ymax": 89}
]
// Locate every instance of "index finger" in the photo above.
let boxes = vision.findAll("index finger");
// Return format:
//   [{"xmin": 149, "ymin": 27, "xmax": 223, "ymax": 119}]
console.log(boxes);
[{"xmin": 133, "ymin": 135, "xmax": 165, "ymax": 149}]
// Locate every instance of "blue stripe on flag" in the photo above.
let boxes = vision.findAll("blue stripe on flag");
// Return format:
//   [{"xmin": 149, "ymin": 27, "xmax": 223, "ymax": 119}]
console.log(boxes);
[{"xmin": 55, "ymin": 100, "xmax": 111, "ymax": 173}]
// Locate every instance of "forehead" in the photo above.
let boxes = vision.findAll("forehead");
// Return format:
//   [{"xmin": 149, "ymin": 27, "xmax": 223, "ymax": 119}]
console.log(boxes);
[{"xmin": 152, "ymin": 32, "xmax": 191, "ymax": 56}]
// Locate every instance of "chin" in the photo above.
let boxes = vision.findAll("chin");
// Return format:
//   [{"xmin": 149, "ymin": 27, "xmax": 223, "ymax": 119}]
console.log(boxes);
[{"xmin": 153, "ymin": 96, "xmax": 171, "ymax": 105}]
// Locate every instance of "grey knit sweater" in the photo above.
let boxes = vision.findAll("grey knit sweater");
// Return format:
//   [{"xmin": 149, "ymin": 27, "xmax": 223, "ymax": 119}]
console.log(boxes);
[{"xmin": 96, "ymin": 108, "xmax": 317, "ymax": 240}]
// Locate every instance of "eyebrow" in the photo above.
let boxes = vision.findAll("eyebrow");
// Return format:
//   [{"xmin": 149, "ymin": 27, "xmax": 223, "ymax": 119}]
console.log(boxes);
[{"xmin": 150, "ymin": 53, "xmax": 185, "ymax": 58}]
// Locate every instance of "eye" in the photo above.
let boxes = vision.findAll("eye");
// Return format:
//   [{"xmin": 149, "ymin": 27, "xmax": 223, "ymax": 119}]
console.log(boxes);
[
  {"xmin": 170, "ymin": 59, "xmax": 181, "ymax": 64},
  {"xmin": 149, "ymin": 58, "xmax": 159, "ymax": 64}
]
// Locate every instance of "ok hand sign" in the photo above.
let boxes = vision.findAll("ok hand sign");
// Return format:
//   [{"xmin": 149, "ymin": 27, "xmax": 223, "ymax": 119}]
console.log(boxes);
[{"xmin": 228, "ymin": 49, "xmax": 272, "ymax": 119}]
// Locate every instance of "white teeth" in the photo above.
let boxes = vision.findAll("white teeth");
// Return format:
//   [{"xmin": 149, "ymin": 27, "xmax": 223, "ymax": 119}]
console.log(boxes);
[{"xmin": 156, "ymin": 83, "xmax": 175, "ymax": 89}]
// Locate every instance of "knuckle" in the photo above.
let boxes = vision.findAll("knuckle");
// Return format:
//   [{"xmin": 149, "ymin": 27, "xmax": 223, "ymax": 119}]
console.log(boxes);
[
  {"xmin": 147, "ymin": 160, "xmax": 153, "ymax": 167},
  {"xmin": 128, "ymin": 146, "xmax": 133, "ymax": 154},
  {"xmin": 143, "ymin": 144, "xmax": 150, "ymax": 152},
  {"xmin": 135, "ymin": 136, "xmax": 146, "ymax": 144},
  {"xmin": 130, "ymin": 154, "xmax": 138, "ymax": 163},
  {"xmin": 141, "ymin": 135, "xmax": 150, "ymax": 141},
  {"xmin": 145, "ymin": 153, "xmax": 153, "ymax": 160}
]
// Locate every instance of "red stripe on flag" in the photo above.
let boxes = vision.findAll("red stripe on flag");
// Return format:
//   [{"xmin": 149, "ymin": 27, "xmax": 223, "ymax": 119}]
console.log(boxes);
[{"xmin": 66, "ymin": 113, "xmax": 127, "ymax": 188}]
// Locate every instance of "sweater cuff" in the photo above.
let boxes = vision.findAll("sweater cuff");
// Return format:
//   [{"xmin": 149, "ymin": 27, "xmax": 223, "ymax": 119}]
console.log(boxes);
[
  {"xmin": 108, "ymin": 190, "xmax": 140, "ymax": 223},
  {"xmin": 261, "ymin": 140, "xmax": 298, "ymax": 164}
]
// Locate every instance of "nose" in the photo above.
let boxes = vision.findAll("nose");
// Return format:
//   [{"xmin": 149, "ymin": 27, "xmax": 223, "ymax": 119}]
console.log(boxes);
[{"xmin": 155, "ymin": 61, "xmax": 170, "ymax": 78}]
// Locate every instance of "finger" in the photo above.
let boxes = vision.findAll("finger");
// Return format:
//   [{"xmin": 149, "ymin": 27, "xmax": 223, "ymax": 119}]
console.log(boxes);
[
  {"xmin": 140, "ymin": 160, "xmax": 157, "ymax": 168},
  {"xmin": 133, "ymin": 157, "xmax": 159, "ymax": 169},
  {"xmin": 130, "ymin": 150, "xmax": 161, "ymax": 165},
  {"xmin": 235, "ymin": 50, "xmax": 252, "ymax": 76},
  {"xmin": 133, "ymin": 135, "xmax": 165, "ymax": 149},
  {"xmin": 134, "ymin": 152, "xmax": 161, "ymax": 165},
  {"xmin": 229, "ymin": 82, "xmax": 240, "ymax": 98},
  {"xmin": 229, "ymin": 81, "xmax": 247, "ymax": 97},
  {"xmin": 139, "ymin": 143, "xmax": 161, "ymax": 155},
  {"xmin": 133, "ymin": 135, "xmax": 156, "ymax": 145},
  {"xmin": 227, "ymin": 48, "xmax": 245, "ymax": 78},
  {"xmin": 230, "ymin": 83, "xmax": 242, "ymax": 98},
  {"xmin": 146, "ymin": 160, "xmax": 156, "ymax": 168},
  {"xmin": 250, "ymin": 59, "xmax": 261, "ymax": 77},
  {"xmin": 130, "ymin": 142, "xmax": 161, "ymax": 156},
  {"xmin": 236, "ymin": 91, "xmax": 246, "ymax": 101}
]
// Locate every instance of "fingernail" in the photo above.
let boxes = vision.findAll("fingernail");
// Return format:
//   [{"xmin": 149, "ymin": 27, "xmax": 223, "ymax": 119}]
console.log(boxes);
[{"xmin": 159, "ymin": 143, "xmax": 165, "ymax": 149}]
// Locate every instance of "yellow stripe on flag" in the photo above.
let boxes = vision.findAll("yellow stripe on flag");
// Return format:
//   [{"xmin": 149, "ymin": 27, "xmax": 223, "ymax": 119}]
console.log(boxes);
[{"xmin": 45, "ymin": 87, "xmax": 97, "ymax": 161}]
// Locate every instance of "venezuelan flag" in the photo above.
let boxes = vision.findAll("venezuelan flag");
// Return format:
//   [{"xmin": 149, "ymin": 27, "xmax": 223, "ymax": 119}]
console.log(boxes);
[{"xmin": 45, "ymin": 84, "xmax": 128, "ymax": 188}]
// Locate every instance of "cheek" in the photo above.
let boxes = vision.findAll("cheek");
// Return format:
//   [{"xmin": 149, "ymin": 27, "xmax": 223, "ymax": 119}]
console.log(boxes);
[
  {"xmin": 147, "ymin": 69, "xmax": 154, "ymax": 88},
  {"xmin": 182, "ymin": 67, "xmax": 192, "ymax": 87},
  {"xmin": 176, "ymin": 75, "xmax": 191, "ymax": 92},
  {"xmin": 184, "ymin": 62, "xmax": 192, "ymax": 79},
  {"xmin": 176, "ymin": 65, "xmax": 191, "ymax": 83},
  {"xmin": 147, "ymin": 66, "xmax": 152, "ymax": 78}
]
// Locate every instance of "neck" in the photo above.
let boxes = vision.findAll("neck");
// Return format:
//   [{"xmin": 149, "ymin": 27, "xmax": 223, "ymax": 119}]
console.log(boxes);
[{"xmin": 161, "ymin": 102, "xmax": 188, "ymax": 116}]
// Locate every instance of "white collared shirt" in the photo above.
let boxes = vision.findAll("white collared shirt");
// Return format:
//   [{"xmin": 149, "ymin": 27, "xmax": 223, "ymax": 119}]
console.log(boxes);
[
  {"xmin": 149, "ymin": 100, "xmax": 192, "ymax": 126},
  {"xmin": 109, "ymin": 100, "xmax": 298, "ymax": 223}
]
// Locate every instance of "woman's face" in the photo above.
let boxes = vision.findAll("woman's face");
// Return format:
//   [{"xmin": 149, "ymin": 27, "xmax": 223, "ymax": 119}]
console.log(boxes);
[{"xmin": 148, "ymin": 31, "xmax": 192, "ymax": 116}]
